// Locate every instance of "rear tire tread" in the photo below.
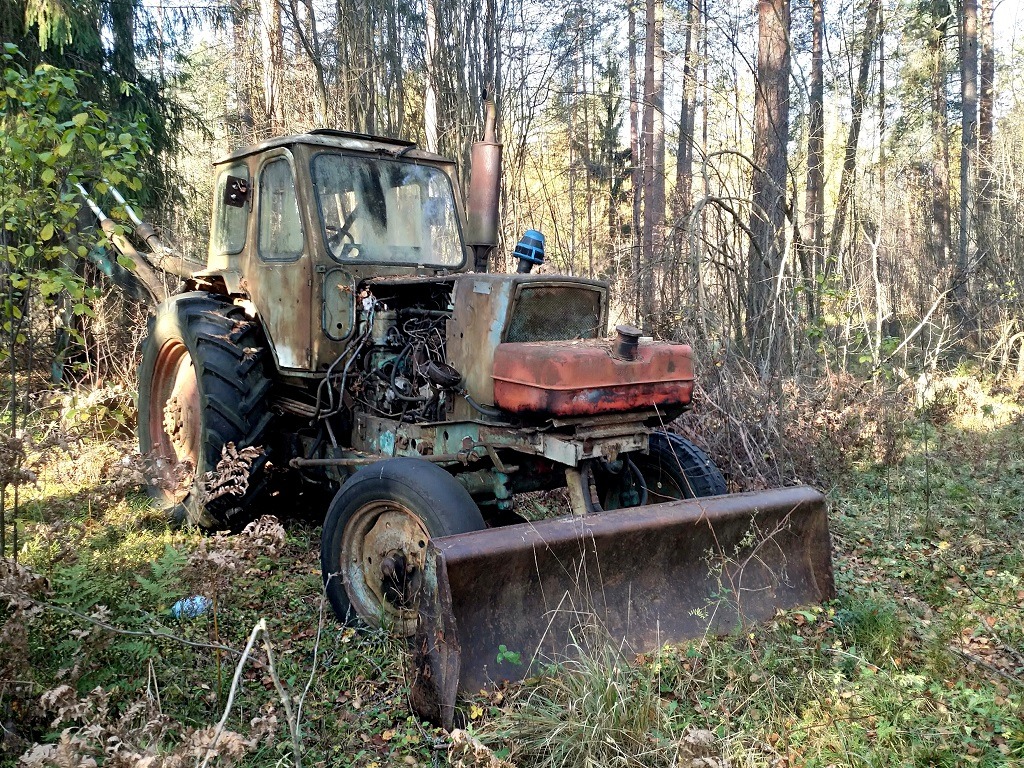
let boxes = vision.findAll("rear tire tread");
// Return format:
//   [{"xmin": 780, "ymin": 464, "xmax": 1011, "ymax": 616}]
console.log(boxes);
[{"xmin": 138, "ymin": 292, "xmax": 273, "ymax": 529}]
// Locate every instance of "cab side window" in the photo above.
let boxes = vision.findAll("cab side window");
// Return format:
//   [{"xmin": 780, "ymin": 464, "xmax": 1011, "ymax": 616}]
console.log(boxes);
[
  {"xmin": 258, "ymin": 158, "xmax": 304, "ymax": 260},
  {"xmin": 211, "ymin": 165, "xmax": 250, "ymax": 255}
]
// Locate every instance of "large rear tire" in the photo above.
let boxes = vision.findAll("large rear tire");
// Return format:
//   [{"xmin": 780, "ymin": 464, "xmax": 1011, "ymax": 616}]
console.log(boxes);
[
  {"xmin": 320, "ymin": 458, "xmax": 486, "ymax": 635},
  {"xmin": 138, "ymin": 292, "xmax": 272, "ymax": 529},
  {"xmin": 632, "ymin": 431, "xmax": 727, "ymax": 502}
]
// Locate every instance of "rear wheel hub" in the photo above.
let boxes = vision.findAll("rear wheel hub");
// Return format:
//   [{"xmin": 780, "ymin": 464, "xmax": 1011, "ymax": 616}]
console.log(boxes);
[{"xmin": 149, "ymin": 340, "xmax": 200, "ymax": 496}]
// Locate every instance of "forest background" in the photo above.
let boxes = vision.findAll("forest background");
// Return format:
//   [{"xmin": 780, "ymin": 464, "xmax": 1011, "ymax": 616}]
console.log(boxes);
[
  {"xmin": 1, "ymin": 0, "xmax": 1024, "ymax": 764},
  {"xmin": 6, "ymin": 0, "xmax": 1024, "ymax": 375}
]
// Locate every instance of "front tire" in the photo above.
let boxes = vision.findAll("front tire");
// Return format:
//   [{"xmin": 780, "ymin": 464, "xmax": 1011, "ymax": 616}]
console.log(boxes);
[
  {"xmin": 138, "ymin": 292, "xmax": 272, "ymax": 528},
  {"xmin": 320, "ymin": 458, "xmax": 486, "ymax": 635}
]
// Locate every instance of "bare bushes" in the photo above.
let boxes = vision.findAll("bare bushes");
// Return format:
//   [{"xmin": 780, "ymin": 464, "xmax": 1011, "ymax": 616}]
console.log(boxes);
[
  {"xmin": 0, "ymin": 435, "xmax": 34, "ymax": 491},
  {"xmin": 913, "ymin": 374, "xmax": 1003, "ymax": 427},
  {"xmin": 677, "ymin": 356, "xmax": 914, "ymax": 491},
  {"xmin": 9, "ymin": 286, "xmax": 147, "ymax": 442},
  {"xmin": 0, "ymin": 561, "xmax": 49, "ymax": 754},
  {"xmin": 49, "ymin": 288, "xmax": 148, "ymax": 442},
  {"xmin": 17, "ymin": 682, "xmax": 277, "ymax": 768}
]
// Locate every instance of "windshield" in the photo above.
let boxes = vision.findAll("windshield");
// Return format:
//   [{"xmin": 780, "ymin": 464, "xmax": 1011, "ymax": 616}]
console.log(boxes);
[{"xmin": 312, "ymin": 154, "xmax": 464, "ymax": 267}]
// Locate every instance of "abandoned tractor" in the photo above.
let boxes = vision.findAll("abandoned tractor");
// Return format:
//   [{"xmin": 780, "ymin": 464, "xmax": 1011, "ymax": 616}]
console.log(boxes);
[{"xmin": 80, "ymin": 103, "xmax": 835, "ymax": 726}]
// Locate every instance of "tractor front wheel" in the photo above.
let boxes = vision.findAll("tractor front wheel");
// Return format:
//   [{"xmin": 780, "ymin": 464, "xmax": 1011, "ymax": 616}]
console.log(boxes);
[
  {"xmin": 138, "ymin": 292, "xmax": 272, "ymax": 529},
  {"xmin": 320, "ymin": 458, "xmax": 486, "ymax": 635}
]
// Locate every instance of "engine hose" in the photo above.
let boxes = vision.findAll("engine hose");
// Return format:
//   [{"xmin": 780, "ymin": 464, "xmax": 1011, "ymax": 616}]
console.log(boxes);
[
  {"xmin": 319, "ymin": 331, "xmax": 368, "ymax": 419},
  {"xmin": 313, "ymin": 305, "xmax": 374, "ymax": 420},
  {"xmin": 624, "ymin": 456, "xmax": 649, "ymax": 507},
  {"xmin": 389, "ymin": 342, "xmax": 429, "ymax": 402},
  {"xmin": 463, "ymin": 392, "xmax": 503, "ymax": 419}
]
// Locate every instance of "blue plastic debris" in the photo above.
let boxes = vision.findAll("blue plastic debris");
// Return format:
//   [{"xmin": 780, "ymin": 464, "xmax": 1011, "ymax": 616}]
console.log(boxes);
[{"xmin": 170, "ymin": 595, "xmax": 212, "ymax": 619}]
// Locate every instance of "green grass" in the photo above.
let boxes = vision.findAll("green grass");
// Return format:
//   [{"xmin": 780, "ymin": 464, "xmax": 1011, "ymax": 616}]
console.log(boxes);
[
  {"xmin": 473, "ymin": 377, "xmax": 1024, "ymax": 767},
  {"xmin": 2, "ymin": 374, "xmax": 1023, "ymax": 766},
  {"xmin": 1, "ymin": 438, "xmax": 443, "ymax": 767}
]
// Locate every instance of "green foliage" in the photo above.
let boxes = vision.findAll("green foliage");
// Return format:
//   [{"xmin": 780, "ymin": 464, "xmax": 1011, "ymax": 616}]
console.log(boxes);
[
  {"xmin": 496, "ymin": 643, "xmax": 522, "ymax": 666},
  {"xmin": 0, "ymin": 45, "xmax": 149, "ymax": 365},
  {"xmin": 22, "ymin": 0, "xmax": 74, "ymax": 51},
  {"xmin": 4, "ymin": 0, "xmax": 199, "ymax": 213},
  {"xmin": 833, "ymin": 596, "xmax": 903, "ymax": 665},
  {"xmin": 59, "ymin": 385, "xmax": 136, "ymax": 439},
  {"xmin": 134, "ymin": 544, "xmax": 188, "ymax": 611}
]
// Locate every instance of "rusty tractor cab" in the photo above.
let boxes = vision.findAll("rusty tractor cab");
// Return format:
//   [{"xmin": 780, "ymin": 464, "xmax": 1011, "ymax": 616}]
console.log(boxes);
[{"xmin": 85, "ymin": 107, "xmax": 834, "ymax": 727}]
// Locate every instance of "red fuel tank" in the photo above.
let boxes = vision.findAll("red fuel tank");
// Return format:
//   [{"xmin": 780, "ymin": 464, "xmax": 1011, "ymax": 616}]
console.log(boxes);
[{"xmin": 491, "ymin": 338, "xmax": 695, "ymax": 416}]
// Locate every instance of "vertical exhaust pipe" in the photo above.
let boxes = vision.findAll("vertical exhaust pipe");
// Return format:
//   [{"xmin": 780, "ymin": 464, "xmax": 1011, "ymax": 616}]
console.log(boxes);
[{"xmin": 465, "ymin": 92, "xmax": 502, "ymax": 272}]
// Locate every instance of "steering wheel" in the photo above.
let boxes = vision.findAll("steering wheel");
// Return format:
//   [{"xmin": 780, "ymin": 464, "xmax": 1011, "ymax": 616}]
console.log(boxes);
[{"xmin": 325, "ymin": 205, "xmax": 360, "ymax": 253}]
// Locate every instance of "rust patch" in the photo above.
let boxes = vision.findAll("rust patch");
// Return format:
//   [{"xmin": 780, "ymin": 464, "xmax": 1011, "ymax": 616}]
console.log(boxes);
[
  {"xmin": 409, "ymin": 486, "xmax": 835, "ymax": 722},
  {"xmin": 492, "ymin": 339, "xmax": 695, "ymax": 416}
]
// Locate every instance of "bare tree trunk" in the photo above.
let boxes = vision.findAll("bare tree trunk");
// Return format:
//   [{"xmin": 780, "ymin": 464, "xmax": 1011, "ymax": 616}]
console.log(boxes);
[
  {"xmin": 798, "ymin": 0, "xmax": 823, "ymax": 319},
  {"xmin": 386, "ymin": 0, "xmax": 404, "ymax": 135},
  {"xmin": 259, "ymin": 0, "xmax": 284, "ymax": 136},
  {"xmin": 746, "ymin": 0, "xmax": 791, "ymax": 376},
  {"xmin": 494, "ymin": 0, "xmax": 503, "ymax": 122},
  {"xmin": 675, "ymin": 0, "xmax": 700, "ymax": 218},
  {"xmin": 827, "ymin": 0, "xmax": 879, "ymax": 272},
  {"xmin": 629, "ymin": 0, "xmax": 642, "ymax": 325},
  {"xmin": 669, "ymin": 0, "xmax": 700, "ymax": 319},
  {"xmin": 877, "ymin": 4, "xmax": 891, "ymax": 345},
  {"xmin": 930, "ymin": 12, "xmax": 952, "ymax": 275},
  {"xmin": 231, "ymin": 0, "xmax": 255, "ymax": 144},
  {"xmin": 955, "ymin": 0, "xmax": 978, "ymax": 335},
  {"xmin": 641, "ymin": 0, "xmax": 664, "ymax": 332},
  {"xmin": 583, "ymin": 28, "xmax": 596, "ymax": 279},
  {"xmin": 978, "ymin": 0, "xmax": 994, "ymax": 202},
  {"xmin": 977, "ymin": 0, "xmax": 994, "ymax": 336},
  {"xmin": 364, "ymin": 4, "xmax": 377, "ymax": 135},
  {"xmin": 568, "ymin": 61, "xmax": 578, "ymax": 275},
  {"xmin": 287, "ymin": 0, "xmax": 328, "ymax": 125},
  {"xmin": 424, "ymin": 0, "xmax": 439, "ymax": 152},
  {"xmin": 484, "ymin": 0, "xmax": 496, "ymax": 94},
  {"xmin": 337, "ymin": 0, "xmax": 351, "ymax": 128}
]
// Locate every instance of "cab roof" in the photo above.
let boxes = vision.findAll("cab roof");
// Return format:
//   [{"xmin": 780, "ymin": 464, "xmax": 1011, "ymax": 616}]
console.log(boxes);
[{"xmin": 214, "ymin": 129, "xmax": 452, "ymax": 166}]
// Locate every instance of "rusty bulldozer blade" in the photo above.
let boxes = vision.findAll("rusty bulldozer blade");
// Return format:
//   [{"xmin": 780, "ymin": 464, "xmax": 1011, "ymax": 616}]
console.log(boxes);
[{"xmin": 410, "ymin": 485, "xmax": 834, "ymax": 728}]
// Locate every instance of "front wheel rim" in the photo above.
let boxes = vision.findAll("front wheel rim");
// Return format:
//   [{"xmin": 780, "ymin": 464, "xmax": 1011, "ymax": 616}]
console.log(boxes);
[{"xmin": 339, "ymin": 500, "xmax": 431, "ymax": 635}]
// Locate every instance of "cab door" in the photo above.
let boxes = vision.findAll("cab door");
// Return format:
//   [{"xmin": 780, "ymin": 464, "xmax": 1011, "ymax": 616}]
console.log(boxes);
[{"xmin": 246, "ymin": 150, "xmax": 313, "ymax": 370}]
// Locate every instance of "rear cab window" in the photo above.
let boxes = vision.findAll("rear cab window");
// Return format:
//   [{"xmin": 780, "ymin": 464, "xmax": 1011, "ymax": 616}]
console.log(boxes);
[{"xmin": 210, "ymin": 164, "xmax": 250, "ymax": 256}]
